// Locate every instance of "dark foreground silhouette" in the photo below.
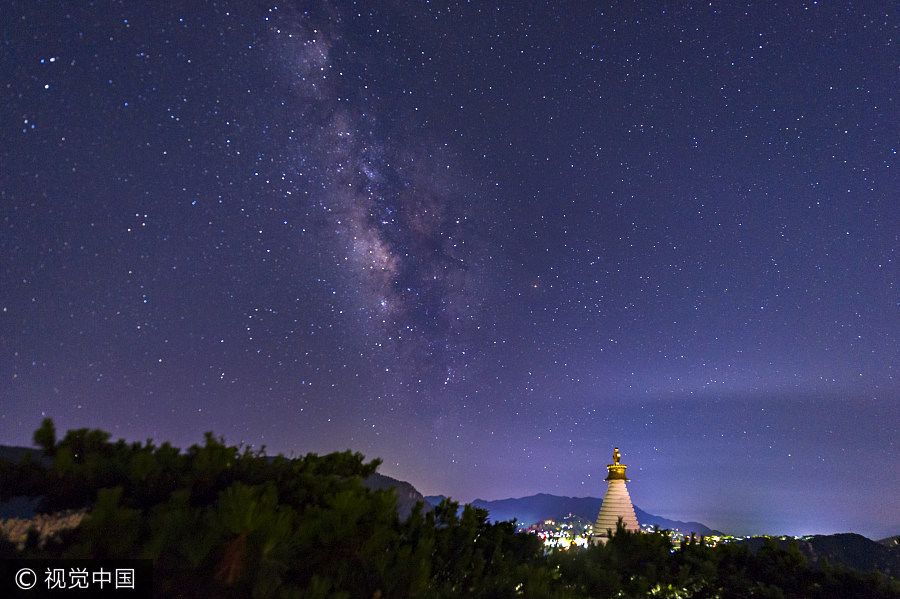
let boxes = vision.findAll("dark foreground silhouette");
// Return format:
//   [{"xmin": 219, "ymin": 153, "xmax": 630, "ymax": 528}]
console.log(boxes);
[{"xmin": 2, "ymin": 419, "xmax": 898, "ymax": 598}]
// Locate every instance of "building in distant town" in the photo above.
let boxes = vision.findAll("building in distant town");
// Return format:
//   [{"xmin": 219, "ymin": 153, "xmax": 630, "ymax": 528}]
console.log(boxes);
[{"xmin": 592, "ymin": 447, "xmax": 640, "ymax": 544}]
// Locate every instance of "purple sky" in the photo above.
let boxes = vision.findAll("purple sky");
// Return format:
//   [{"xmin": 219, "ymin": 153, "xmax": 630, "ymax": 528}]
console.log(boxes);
[{"xmin": 2, "ymin": 2, "xmax": 898, "ymax": 539}]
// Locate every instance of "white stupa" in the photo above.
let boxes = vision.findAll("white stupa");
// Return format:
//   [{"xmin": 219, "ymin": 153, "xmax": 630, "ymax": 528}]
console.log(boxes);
[{"xmin": 592, "ymin": 447, "xmax": 640, "ymax": 544}]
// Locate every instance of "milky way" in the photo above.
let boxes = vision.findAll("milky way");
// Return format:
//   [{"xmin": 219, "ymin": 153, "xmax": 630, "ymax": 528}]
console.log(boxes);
[{"xmin": 262, "ymin": 5, "xmax": 499, "ymax": 398}]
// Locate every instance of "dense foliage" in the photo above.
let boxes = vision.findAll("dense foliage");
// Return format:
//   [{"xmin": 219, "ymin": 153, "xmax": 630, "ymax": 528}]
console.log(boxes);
[{"xmin": 1, "ymin": 419, "xmax": 898, "ymax": 598}]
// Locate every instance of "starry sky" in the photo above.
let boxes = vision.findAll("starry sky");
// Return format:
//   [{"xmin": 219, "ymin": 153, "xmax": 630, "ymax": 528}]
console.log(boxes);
[{"xmin": 2, "ymin": 2, "xmax": 899, "ymax": 539}]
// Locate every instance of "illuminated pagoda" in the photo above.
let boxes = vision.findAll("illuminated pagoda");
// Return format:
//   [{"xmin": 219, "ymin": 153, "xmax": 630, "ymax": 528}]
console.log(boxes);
[{"xmin": 592, "ymin": 447, "xmax": 640, "ymax": 544}]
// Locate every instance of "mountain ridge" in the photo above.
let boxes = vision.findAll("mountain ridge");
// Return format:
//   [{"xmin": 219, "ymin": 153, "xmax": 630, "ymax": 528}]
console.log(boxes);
[
  {"xmin": 735, "ymin": 533, "xmax": 900, "ymax": 576},
  {"xmin": 426, "ymin": 492, "xmax": 720, "ymax": 536}
]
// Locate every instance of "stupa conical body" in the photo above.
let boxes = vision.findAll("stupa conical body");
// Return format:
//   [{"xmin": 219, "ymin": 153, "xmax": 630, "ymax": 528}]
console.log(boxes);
[{"xmin": 592, "ymin": 447, "xmax": 640, "ymax": 544}]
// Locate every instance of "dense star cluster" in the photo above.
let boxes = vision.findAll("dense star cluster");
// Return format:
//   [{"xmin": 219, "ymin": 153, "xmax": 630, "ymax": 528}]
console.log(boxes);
[{"xmin": 2, "ymin": 2, "xmax": 898, "ymax": 538}]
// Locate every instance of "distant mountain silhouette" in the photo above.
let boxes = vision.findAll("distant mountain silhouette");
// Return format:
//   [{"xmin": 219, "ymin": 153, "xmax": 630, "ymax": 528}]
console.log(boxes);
[
  {"xmin": 803, "ymin": 533, "xmax": 900, "ymax": 575},
  {"xmin": 361, "ymin": 472, "xmax": 429, "ymax": 520},
  {"xmin": 0, "ymin": 445, "xmax": 42, "ymax": 465},
  {"xmin": 424, "ymin": 492, "xmax": 720, "ymax": 536},
  {"xmin": 737, "ymin": 533, "xmax": 900, "ymax": 577}
]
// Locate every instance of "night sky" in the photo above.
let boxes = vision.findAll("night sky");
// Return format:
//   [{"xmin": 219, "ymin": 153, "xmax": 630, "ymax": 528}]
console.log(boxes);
[{"xmin": 2, "ymin": 2, "xmax": 898, "ymax": 539}]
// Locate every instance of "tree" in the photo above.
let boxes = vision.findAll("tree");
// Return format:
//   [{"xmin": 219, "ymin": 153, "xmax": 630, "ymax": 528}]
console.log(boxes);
[{"xmin": 34, "ymin": 417, "xmax": 56, "ymax": 455}]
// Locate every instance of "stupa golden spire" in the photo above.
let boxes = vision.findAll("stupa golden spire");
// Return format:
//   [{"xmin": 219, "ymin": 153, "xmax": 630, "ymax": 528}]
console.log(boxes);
[{"xmin": 605, "ymin": 446, "xmax": 629, "ymax": 481}]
